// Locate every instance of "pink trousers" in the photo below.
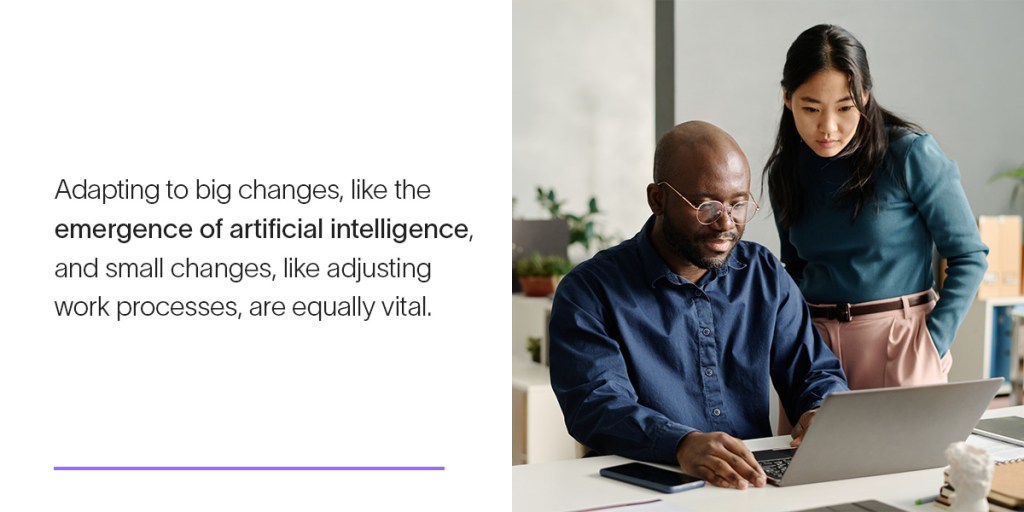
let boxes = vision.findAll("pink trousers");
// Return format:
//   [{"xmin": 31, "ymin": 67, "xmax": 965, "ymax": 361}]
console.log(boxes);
[{"xmin": 778, "ymin": 290, "xmax": 951, "ymax": 434}]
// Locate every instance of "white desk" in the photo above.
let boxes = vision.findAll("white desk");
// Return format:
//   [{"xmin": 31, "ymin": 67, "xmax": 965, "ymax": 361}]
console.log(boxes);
[{"xmin": 511, "ymin": 405, "xmax": 1024, "ymax": 512}]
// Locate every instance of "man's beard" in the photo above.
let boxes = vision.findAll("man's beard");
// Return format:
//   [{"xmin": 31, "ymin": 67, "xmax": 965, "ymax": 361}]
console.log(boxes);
[{"xmin": 662, "ymin": 216, "xmax": 738, "ymax": 270}]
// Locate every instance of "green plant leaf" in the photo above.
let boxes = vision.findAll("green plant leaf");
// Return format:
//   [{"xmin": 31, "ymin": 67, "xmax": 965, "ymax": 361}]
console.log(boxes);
[
  {"xmin": 530, "ymin": 186, "xmax": 609, "ymax": 256},
  {"xmin": 583, "ymin": 222, "xmax": 595, "ymax": 249},
  {"xmin": 514, "ymin": 252, "xmax": 572, "ymax": 277},
  {"xmin": 989, "ymin": 167, "xmax": 1024, "ymax": 184}
]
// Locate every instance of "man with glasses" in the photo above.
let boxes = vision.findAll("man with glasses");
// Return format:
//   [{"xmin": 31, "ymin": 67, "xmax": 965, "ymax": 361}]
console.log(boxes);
[{"xmin": 549, "ymin": 121, "xmax": 848, "ymax": 489}]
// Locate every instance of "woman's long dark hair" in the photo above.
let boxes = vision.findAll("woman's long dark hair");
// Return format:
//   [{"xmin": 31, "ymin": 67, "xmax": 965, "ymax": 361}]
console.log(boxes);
[{"xmin": 763, "ymin": 24, "xmax": 920, "ymax": 228}]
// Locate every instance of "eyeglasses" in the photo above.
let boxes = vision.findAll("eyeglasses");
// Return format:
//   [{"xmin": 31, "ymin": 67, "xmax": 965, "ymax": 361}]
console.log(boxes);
[{"xmin": 657, "ymin": 181, "xmax": 760, "ymax": 225}]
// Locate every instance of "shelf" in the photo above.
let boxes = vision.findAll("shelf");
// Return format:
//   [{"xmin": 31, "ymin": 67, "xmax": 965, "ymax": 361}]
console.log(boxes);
[
  {"xmin": 512, "ymin": 356, "xmax": 579, "ymax": 465},
  {"xmin": 950, "ymin": 296, "xmax": 1024, "ymax": 398}
]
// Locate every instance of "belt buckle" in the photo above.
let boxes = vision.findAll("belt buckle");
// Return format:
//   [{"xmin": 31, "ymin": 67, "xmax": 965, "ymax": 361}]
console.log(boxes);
[{"xmin": 837, "ymin": 303, "xmax": 852, "ymax": 322}]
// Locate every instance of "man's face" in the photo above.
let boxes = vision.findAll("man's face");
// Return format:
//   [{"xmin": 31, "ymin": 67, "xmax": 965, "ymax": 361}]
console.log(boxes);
[
  {"xmin": 658, "ymin": 147, "xmax": 750, "ymax": 270},
  {"xmin": 661, "ymin": 203, "xmax": 740, "ymax": 271}
]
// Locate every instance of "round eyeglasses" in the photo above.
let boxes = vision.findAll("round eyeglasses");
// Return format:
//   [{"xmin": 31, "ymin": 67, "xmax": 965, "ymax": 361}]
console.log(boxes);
[{"xmin": 657, "ymin": 181, "xmax": 760, "ymax": 225}]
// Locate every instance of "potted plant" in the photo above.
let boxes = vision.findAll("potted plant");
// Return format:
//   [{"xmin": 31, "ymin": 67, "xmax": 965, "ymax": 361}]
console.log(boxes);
[
  {"xmin": 514, "ymin": 252, "xmax": 572, "ymax": 297},
  {"xmin": 535, "ymin": 187, "xmax": 609, "ymax": 257},
  {"xmin": 526, "ymin": 336, "xmax": 542, "ymax": 363},
  {"xmin": 990, "ymin": 162, "xmax": 1024, "ymax": 208}
]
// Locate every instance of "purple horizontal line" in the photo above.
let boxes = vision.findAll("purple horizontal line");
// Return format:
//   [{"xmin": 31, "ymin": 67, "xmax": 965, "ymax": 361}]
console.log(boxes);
[{"xmin": 54, "ymin": 466, "xmax": 445, "ymax": 471}]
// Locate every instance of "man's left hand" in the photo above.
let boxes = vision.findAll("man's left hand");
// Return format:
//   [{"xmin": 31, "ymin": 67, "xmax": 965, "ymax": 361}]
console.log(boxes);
[{"xmin": 789, "ymin": 409, "xmax": 818, "ymax": 447}]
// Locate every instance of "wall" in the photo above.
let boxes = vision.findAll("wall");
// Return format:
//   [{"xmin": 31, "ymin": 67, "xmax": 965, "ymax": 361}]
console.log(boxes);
[
  {"xmin": 674, "ymin": 0, "xmax": 1024, "ymax": 254},
  {"xmin": 512, "ymin": 0, "xmax": 655, "ymax": 253},
  {"xmin": 514, "ymin": 0, "xmax": 1024, "ymax": 259}
]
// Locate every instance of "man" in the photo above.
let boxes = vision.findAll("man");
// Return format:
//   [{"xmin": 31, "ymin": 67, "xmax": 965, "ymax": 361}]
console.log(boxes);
[{"xmin": 548, "ymin": 121, "xmax": 848, "ymax": 489}]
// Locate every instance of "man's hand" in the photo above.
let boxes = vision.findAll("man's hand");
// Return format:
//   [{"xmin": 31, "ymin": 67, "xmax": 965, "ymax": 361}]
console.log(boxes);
[
  {"xmin": 676, "ymin": 431, "xmax": 767, "ymax": 489},
  {"xmin": 789, "ymin": 409, "xmax": 818, "ymax": 447}
]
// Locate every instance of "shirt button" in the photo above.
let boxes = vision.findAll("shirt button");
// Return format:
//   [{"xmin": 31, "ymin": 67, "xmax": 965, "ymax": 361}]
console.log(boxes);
[
  {"xmin": 705, "ymin": 368, "xmax": 713, "ymax": 377},
  {"xmin": 695, "ymin": 291, "xmax": 704, "ymax": 298},
  {"xmin": 701, "ymin": 328, "xmax": 711, "ymax": 336},
  {"xmin": 712, "ymin": 408, "xmax": 721, "ymax": 416}
]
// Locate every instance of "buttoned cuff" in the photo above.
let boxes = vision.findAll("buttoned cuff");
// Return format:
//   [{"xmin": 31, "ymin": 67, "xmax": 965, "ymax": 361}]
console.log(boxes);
[{"xmin": 654, "ymin": 423, "xmax": 698, "ymax": 464}]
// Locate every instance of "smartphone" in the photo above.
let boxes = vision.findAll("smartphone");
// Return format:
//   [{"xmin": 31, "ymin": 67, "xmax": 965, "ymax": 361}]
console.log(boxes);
[{"xmin": 599, "ymin": 462, "xmax": 705, "ymax": 493}]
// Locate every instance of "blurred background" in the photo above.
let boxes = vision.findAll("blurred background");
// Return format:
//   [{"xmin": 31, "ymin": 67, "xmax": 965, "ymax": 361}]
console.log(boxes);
[{"xmin": 512, "ymin": 0, "xmax": 1024, "ymax": 258}]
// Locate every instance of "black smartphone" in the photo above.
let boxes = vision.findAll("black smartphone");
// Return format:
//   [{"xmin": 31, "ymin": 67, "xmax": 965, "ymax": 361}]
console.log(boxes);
[{"xmin": 599, "ymin": 462, "xmax": 705, "ymax": 493}]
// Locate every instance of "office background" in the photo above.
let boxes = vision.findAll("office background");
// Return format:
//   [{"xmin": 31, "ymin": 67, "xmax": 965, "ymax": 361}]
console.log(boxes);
[{"xmin": 513, "ymin": 0, "xmax": 1024, "ymax": 256}]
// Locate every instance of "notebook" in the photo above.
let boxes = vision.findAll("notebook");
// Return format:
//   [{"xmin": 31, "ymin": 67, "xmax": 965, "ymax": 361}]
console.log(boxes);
[
  {"xmin": 973, "ymin": 416, "xmax": 1024, "ymax": 447},
  {"xmin": 754, "ymin": 378, "xmax": 1003, "ymax": 487},
  {"xmin": 990, "ymin": 459, "xmax": 1024, "ymax": 508}
]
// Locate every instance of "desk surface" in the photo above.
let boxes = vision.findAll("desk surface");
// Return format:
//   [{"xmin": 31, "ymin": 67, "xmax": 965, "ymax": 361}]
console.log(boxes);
[{"xmin": 512, "ymin": 405, "xmax": 1024, "ymax": 512}]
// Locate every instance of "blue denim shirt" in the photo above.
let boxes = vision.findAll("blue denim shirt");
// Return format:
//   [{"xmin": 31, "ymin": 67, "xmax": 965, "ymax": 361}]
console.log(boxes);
[{"xmin": 549, "ymin": 216, "xmax": 848, "ymax": 464}]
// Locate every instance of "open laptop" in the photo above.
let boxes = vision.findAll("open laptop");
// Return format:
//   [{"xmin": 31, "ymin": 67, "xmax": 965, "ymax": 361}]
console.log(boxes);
[{"xmin": 754, "ymin": 377, "xmax": 1003, "ymax": 487}]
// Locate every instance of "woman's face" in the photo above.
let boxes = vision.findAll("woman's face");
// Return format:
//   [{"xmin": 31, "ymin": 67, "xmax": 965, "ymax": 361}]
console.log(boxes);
[{"xmin": 784, "ymin": 69, "xmax": 867, "ymax": 158}]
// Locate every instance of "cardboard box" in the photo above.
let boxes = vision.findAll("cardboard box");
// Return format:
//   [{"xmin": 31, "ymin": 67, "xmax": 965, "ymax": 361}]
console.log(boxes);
[{"xmin": 977, "ymin": 215, "xmax": 1023, "ymax": 299}]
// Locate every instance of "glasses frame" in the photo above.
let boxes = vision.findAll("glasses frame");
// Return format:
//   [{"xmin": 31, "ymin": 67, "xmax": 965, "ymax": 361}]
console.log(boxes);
[{"xmin": 656, "ymin": 181, "xmax": 760, "ymax": 226}]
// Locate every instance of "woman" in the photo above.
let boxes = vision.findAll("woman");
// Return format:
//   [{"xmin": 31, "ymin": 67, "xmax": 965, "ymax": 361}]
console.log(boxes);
[{"xmin": 763, "ymin": 24, "xmax": 988, "ymax": 392}]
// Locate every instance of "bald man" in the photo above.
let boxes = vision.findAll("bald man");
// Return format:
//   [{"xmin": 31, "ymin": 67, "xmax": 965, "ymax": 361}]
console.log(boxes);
[{"xmin": 549, "ymin": 121, "xmax": 848, "ymax": 489}]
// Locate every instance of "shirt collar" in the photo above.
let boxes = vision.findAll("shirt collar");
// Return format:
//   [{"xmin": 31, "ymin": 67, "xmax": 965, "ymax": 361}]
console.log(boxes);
[{"xmin": 636, "ymin": 215, "xmax": 747, "ymax": 288}]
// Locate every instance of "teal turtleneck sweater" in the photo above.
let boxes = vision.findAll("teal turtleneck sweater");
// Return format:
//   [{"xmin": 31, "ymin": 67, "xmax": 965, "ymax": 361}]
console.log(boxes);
[{"xmin": 773, "ymin": 131, "xmax": 988, "ymax": 356}]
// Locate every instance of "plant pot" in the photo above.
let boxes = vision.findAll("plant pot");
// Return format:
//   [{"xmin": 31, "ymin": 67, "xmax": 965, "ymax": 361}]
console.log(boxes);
[
  {"xmin": 518, "ymin": 276, "xmax": 561, "ymax": 297},
  {"xmin": 526, "ymin": 336, "xmax": 542, "ymax": 363}
]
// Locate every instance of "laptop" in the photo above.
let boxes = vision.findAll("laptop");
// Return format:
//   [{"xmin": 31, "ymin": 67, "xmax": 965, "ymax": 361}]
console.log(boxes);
[
  {"xmin": 754, "ymin": 377, "xmax": 1003, "ymax": 486},
  {"xmin": 973, "ymin": 415, "xmax": 1024, "ymax": 446}
]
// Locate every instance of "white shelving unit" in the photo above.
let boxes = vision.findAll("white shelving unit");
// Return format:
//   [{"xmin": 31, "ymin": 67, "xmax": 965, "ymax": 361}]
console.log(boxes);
[
  {"xmin": 949, "ymin": 296, "xmax": 1024, "ymax": 393},
  {"xmin": 511, "ymin": 294, "xmax": 553, "ymax": 363},
  {"xmin": 511, "ymin": 293, "xmax": 583, "ymax": 464},
  {"xmin": 512, "ymin": 356, "xmax": 580, "ymax": 465}
]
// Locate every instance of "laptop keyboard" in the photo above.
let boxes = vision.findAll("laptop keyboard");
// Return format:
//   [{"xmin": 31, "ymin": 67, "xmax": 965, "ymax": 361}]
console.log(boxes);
[{"xmin": 759, "ymin": 457, "xmax": 791, "ymax": 480}]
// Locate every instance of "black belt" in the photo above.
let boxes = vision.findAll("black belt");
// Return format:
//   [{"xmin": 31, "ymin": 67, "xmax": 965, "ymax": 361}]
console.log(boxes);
[{"xmin": 808, "ymin": 291, "xmax": 935, "ymax": 322}]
